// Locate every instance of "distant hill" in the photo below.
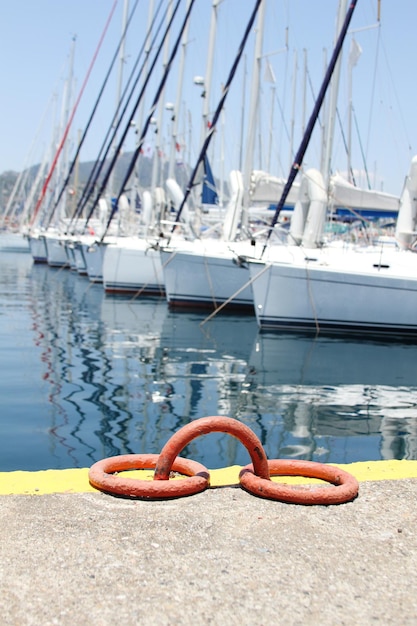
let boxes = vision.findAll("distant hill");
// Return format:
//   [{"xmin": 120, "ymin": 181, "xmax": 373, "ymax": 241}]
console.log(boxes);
[
  {"xmin": 0, "ymin": 170, "xmax": 19, "ymax": 211},
  {"xmin": 0, "ymin": 152, "xmax": 193, "ymax": 214}
]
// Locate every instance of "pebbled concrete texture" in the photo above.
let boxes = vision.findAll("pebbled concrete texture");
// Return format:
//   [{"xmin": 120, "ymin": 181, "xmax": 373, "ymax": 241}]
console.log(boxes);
[{"xmin": 1, "ymin": 479, "xmax": 417, "ymax": 625}]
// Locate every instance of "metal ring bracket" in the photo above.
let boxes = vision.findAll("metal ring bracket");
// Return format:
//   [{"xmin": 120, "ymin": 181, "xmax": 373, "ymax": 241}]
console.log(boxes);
[
  {"xmin": 88, "ymin": 453, "xmax": 209, "ymax": 499},
  {"xmin": 239, "ymin": 459, "xmax": 359, "ymax": 505}
]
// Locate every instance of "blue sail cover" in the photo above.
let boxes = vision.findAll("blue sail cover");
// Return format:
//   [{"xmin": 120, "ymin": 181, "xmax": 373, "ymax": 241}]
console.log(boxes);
[{"xmin": 202, "ymin": 155, "xmax": 219, "ymax": 205}]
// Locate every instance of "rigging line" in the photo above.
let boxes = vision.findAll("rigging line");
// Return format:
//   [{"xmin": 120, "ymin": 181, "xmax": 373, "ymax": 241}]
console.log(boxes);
[
  {"xmin": 273, "ymin": 85, "xmax": 291, "ymax": 174},
  {"xmin": 303, "ymin": 61, "xmax": 326, "ymax": 168},
  {"xmin": 263, "ymin": 0, "xmax": 359, "ymax": 255},
  {"xmin": 52, "ymin": 0, "xmax": 142, "ymax": 233},
  {"xmin": 365, "ymin": 19, "xmax": 381, "ymax": 169},
  {"xmin": 85, "ymin": 0, "xmax": 182, "ymax": 235},
  {"xmin": 100, "ymin": 0, "xmax": 197, "ymax": 241},
  {"xmin": 199, "ymin": 261, "xmax": 271, "ymax": 327},
  {"xmin": 335, "ymin": 107, "xmax": 356, "ymax": 186},
  {"xmin": 77, "ymin": 0, "xmax": 165, "ymax": 223},
  {"xmin": 305, "ymin": 262, "xmax": 320, "ymax": 335},
  {"xmin": 352, "ymin": 104, "xmax": 371, "ymax": 189},
  {"xmin": 2, "ymin": 93, "xmax": 57, "ymax": 225},
  {"xmin": 277, "ymin": 22, "xmax": 290, "ymax": 170},
  {"xmin": 171, "ymin": 0, "xmax": 263, "ymax": 231},
  {"xmin": 203, "ymin": 252, "xmax": 218, "ymax": 310},
  {"xmin": 30, "ymin": 0, "xmax": 119, "ymax": 228},
  {"xmin": 378, "ymin": 24, "xmax": 412, "ymax": 157},
  {"xmin": 72, "ymin": 0, "xmax": 166, "ymax": 228}
]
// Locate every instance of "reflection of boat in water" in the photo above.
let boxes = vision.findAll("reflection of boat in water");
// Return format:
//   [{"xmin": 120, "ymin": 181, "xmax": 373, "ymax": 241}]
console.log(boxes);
[
  {"xmin": 5, "ymin": 252, "xmax": 417, "ymax": 471},
  {"xmin": 157, "ymin": 310, "xmax": 259, "ymax": 468},
  {"xmin": 100, "ymin": 295, "xmax": 258, "ymax": 363},
  {"xmin": 248, "ymin": 332, "xmax": 417, "ymax": 462},
  {"xmin": 100, "ymin": 296, "xmax": 259, "ymax": 467},
  {"xmin": 27, "ymin": 261, "xmax": 117, "ymax": 466},
  {"xmin": 0, "ymin": 232, "xmax": 30, "ymax": 253},
  {"xmin": 22, "ymin": 263, "xmax": 262, "ymax": 470},
  {"xmin": 250, "ymin": 332, "xmax": 417, "ymax": 386},
  {"xmin": 101, "ymin": 296, "xmax": 167, "ymax": 347}
]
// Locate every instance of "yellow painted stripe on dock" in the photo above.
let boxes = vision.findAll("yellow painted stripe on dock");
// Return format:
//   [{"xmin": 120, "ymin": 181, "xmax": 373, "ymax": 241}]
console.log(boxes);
[{"xmin": 0, "ymin": 460, "xmax": 417, "ymax": 496}]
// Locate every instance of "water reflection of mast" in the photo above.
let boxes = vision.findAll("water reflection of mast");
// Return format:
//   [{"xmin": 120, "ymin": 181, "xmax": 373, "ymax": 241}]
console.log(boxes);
[
  {"xmin": 380, "ymin": 403, "xmax": 417, "ymax": 460},
  {"xmin": 28, "ymin": 264, "xmax": 138, "ymax": 464},
  {"xmin": 28, "ymin": 264, "xmax": 79, "ymax": 465},
  {"xmin": 248, "ymin": 331, "xmax": 417, "ymax": 462},
  {"xmin": 156, "ymin": 311, "xmax": 260, "ymax": 466},
  {"xmin": 102, "ymin": 297, "xmax": 261, "ymax": 466},
  {"xmin": 62, "ymin": 270, "xmax": 138, "ymax": 460},
  {"xmin": 101, "ymin": 296, "xmax": 171, "ymax": 455}
]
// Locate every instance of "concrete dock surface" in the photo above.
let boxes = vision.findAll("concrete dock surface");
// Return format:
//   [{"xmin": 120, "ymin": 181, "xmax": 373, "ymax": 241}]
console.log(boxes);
[{"xmin": 1, "ymin": 463, "xmax": 417, "ymax": 625}]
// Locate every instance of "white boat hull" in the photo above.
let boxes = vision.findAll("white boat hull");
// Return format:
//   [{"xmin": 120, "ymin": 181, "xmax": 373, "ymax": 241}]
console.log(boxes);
[
  {"xmin": 72, "ymin": 241, "xmax": 88, "ymax": 275},
  {"xmin": 102, "ymin": 237, "xmax": 165, "ymax": 295},
  {"xmin": 161, "ymin": 239, "xmax": 256, "ymax": 312},
  {"xmin": 82, "ymin": 240, "xmax": 105, "ymax": 283},
  {"xmin": 63, "ymin": 239, "xmax": 77, "ymax": 270},
  {"xmin": 28, "ymin": 233, "xmax": 47, "ymax": 262},
  {"xmin": 250, "ymin": 244, "xmax": 417, "ymax": 336},
  {"xmin": 0, "ymin": 232, "xmax": 30, "ymax": 253},
  {"xmin": 43, "ymin": 233, "xmax": 69, "ymax": 268}
]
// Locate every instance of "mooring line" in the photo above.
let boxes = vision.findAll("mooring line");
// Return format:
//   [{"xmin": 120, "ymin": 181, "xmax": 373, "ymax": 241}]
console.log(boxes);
[{"xmin": 199, "ymin": 261, "xmax": 271, "ymax": 326}]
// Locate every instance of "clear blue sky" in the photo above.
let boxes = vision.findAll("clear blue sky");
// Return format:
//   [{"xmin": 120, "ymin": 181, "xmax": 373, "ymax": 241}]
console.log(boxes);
[{"xmin": 0, "ymin": 0, "xmax": 415, "ymax": 196}]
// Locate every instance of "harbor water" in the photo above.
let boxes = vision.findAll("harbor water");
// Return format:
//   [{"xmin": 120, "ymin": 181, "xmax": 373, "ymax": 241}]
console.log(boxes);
[{"xmin": 1, "ymin": 251, "xmax": 417, "ymax": 472}]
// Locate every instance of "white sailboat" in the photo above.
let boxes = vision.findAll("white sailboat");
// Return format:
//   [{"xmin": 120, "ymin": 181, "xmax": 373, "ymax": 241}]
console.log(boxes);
[
  {"xmin": 101, "ymin": 0, "xmax": 216, "ymax": 296},
  {"xmin": 102, "ymin": 0, "xmax": 181, "ymax": 295},
  {"xmin": 161, "ymin": 0, "xmax": 268, "ymax": 312},
  {"xmin": 249, "ymin": 156, "xmax": 417, "ymax": 337},
  {"xmin": 102, "ymin": 231, "xmax": 166, "ymax": 295},
  {"xmin": 102, "ymin": 0, "xmax": 257, "ymax": 298},
  {"xmin": 161, "ymin": 2, "xmax": 386, "ymax": 314},
  {"xmin": 245, "ymin": 0, "xmax": 417, "ymax": 337},
  {"xmin": 161, "ymin": 230, "xmax": 263, "ymax": 312}
]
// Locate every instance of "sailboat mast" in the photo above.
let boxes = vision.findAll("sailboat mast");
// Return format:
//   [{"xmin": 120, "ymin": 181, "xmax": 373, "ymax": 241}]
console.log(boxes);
[
  {"xmin": 265, "ymin": 0, "xmax": 358, "ymax": 244},
  {"xmin": 168, "ymin": 0, "xmax": 191, "ymax": 180},
  {"xmin": 288, "ymin": 49, "xmax": 298, "ymax": 171},
  {"xmin": 171, "ymin": 0, "xmax": 263, "ymax": 230},
  {"xmin": 109, "ymin": 0, "xmax": 130, "ymax": 201},
  {"xmin": 322, "ymin": 0, "xmax": 348, "ymax": 187},
  {"xmin": 100, "ymin": 0, "xmax": 196, "ymax": 238},
  {"xmin": 31, "ymin": 0, "xmax": 118, "ymax": 228},
  {"xmin": 55, "ymin": 34, "xmax": 76, "ymax": 219},
  {"xmin": 241, "ymin": 0, "xmax": 266, "ymax": 232},
  {"xmin": 151, "ymin": 0, "xmax": 173, "ymax": 199},
  {"xmin": 200, "ymin": 0, "xmax": 219, "ymax": 149}
]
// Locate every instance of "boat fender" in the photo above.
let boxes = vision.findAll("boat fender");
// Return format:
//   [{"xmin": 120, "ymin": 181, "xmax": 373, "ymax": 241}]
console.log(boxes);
[
  {"xmin": 118, "ymin": 193, "xmax": 129, "ymax": 214},
  {"xmin": 301, "ymin": 168, "xmax": 328, "ymax": 248},
  {"xmin": 395, "ymin": 155, "xmax": 417, "ymax": 249},
  {"xmin": 166, "ymin": 178, "xmax": 189, "ymax": 223},
  {"xmin": 141, "ymin": 190, "xmax": 153, "ymax": 226},
  {"xmin": 222, "ymin": 170, "xmax": 244, "ymax": 241},
  {"xmin": 289, "ymin": 174, "xmax": 310, "ymax": 245}
]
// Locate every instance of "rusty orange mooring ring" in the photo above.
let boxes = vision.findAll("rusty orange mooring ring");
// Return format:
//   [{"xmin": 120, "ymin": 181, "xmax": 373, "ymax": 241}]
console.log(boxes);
[
  {"xmin": 88, "ymin": 453, "xmax": 209, "ymax": 499},
  {"xmin": 154, "ymin": 416, "xmax": 270, "ymax": 481},
  {"xmin": 89, "ymin": 417, "xmax": 359, "ymax": 504},
  {"xmin": 239, "ymin": 459, "xmax": 359, "ymax": 505}
]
